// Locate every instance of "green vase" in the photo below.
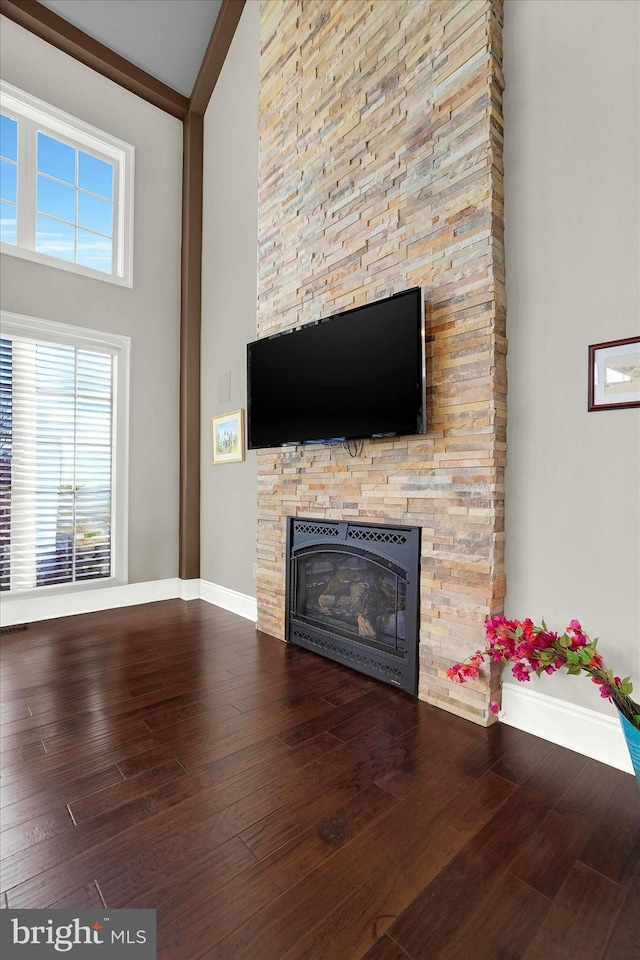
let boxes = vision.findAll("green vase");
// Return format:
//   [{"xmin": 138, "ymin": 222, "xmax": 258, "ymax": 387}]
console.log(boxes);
[{"xmin": 619, "ymin": 712, "xmax": 640, "ymax": 788}]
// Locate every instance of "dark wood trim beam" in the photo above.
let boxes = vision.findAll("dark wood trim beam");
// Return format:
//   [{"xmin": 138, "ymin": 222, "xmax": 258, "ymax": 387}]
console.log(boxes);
[
  {"xmin": 179, "ymin": 112, "xmax": 203, "ymax": 580},
  {"xmin": 180, "ymin": 0, "xmax": 246, "ymax": 579},
  {"xmin": 190, "ymin": 0, "xmax": 246, "ymax": 115},
  {"xmin": 0, "ymin": 0, "xmax": 189, "ymax": 119}
]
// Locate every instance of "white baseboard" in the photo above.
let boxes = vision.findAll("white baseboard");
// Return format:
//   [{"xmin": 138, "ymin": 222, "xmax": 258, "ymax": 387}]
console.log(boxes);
[
  {"xmin": 0, "ymin": 577, "xmax": 257, "ymax": 626},
  {"xmin": 199, "ymin": 579, "xmax": 258, "ymax": 622},
  {"xmin": 0, "ymin": 578, "xmax": 185, "ymax": 626},
  {"xmin": 178, "ymin": 578, "xmax": 201, "ymax": 601},
  {"xmin": 500, "ymin": 684, "xmax": 633, "ymax": 775}
]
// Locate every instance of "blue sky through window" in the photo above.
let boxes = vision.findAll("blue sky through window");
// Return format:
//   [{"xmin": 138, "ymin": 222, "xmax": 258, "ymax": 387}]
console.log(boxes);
[
  {"xmin": 0, "ymin": 114, "xmax": 18, "ymax": 244},
  {"xmin": 36, "ymin": 132, "xmax": 114, "ymax": 273},
  {"xmin": 36, "ymin": 215, "xmax": 75, "ymax": 262},
  {"xmin": 38, "ymin": 133, "xmax": 75, "ymax": 183},
  {"xmin": 0, "ymin": 114, "xmax": 17, "ymax": 160},
  {"xmin": 1, "ymin": 159, "xmax": 16, "ymax": 202},
  {"xmin": 78, "ymin": 192, "xmax": 112, "ymax": 235},
  {"xmin": 1, "ymin": 86, "xmax": 133, "ymax": 285},
  {"xmin": 79, "ymin": 152, "xmax": 113, "ymax": 201},
  {"xmin": 37, "ymin": 176, "xmax": 75, "ymax": 222},
  {"xmin": 0, "ymin": 125, "xmax": 115, "ymax": 272}
]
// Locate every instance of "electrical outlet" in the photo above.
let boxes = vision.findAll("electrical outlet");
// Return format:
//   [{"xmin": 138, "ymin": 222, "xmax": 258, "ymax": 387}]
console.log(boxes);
[{"xmin": 252, "ymin": 562, "xmax": 258, "ymax": 579}]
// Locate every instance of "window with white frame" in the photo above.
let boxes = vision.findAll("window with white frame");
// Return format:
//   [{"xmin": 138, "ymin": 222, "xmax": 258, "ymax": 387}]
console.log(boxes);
[
  {"xmin": 0, "ymin": 313, "xmax": 129, "ymax": 594},
  {"xmin": 0, "ymin": 82, "xmax": 134, "ymax": 286}
]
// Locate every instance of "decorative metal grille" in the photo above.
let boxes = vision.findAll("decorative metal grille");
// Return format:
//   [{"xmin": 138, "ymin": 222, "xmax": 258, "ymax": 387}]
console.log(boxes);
[
  {"xmin": 347, "ymin": 529, "xmax": 407, "ymax": 545},
  {"xmin": 293, "ymin": 522, "xmax": 340, "ymax": 537},
  {"xmin": 291, "ymin": 630, "xmax": 404, "ymax": 683}
]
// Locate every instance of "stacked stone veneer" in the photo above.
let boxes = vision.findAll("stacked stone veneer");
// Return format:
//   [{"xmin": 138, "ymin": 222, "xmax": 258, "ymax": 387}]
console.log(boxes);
[{"xmin": 256, "ymin": 0, "xmax": 505, "ymax": 724}]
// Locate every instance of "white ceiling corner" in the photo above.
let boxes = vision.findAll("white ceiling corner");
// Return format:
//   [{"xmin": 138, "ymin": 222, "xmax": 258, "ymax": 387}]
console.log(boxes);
[{"xmin": 39, "ymin": 0, "xmax": 223, "ymax": 97}]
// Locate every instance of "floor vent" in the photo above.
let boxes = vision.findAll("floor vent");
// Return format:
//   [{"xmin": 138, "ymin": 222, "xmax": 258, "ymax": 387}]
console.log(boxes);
[{"xmin": 0, "ymin": 624, "xmax": 28, "ymax": 636}]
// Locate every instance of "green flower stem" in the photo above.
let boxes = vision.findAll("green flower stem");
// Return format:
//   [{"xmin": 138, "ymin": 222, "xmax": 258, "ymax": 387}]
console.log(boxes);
[{"xmin": 579, "ymin": 661, "xmax": 640, "ymax": 728}]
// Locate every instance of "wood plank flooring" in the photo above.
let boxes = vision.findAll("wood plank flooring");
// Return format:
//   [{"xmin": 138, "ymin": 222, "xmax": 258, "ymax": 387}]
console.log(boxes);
[{"xmin": 1, "ymin": 599, "xmax": 638, "ymax": 959}]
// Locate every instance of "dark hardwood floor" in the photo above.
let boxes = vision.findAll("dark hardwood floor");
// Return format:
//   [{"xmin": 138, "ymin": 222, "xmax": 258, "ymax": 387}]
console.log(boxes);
[{"xmin": 1, "ymin": 599, "xmax": 638, "ymax": 959}]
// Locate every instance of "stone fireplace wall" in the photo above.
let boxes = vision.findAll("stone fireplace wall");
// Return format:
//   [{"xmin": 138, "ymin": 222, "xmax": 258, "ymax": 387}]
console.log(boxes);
[{"xmin": 256, "ymin": 0, "xmax": 505, "ymax": 724}]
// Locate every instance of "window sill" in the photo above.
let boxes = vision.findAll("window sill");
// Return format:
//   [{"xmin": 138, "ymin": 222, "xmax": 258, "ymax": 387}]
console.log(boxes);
[
  {"xmin": 1, "ymin": 241, "xmax": 133, "ymax": 287},
  {"xmin": 3, "ymin": 577, "xmax": 120, "ymax": 602}
]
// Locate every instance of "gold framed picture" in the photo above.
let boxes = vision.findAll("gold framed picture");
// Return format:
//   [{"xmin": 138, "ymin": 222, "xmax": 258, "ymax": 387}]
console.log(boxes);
[
  {"xmin": 588, "ymin": 337, "xmax": 640, "ymax": 411},
  {"xmin": 211, "ymin": 409, "xmax": 245, "ymax": 464}
]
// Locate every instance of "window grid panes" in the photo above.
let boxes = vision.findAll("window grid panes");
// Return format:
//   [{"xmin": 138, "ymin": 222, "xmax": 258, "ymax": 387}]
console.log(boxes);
[
  {"xmin": 0, "ymin": 113, "xmax": 18, "ymax": 245},
  {"xmin": 36, "ymin": 132, "xmax": 114, "ymax": 273},
  {"xmin": 0, "ymin": 82, "xmax": 133, "ymax": 286}
]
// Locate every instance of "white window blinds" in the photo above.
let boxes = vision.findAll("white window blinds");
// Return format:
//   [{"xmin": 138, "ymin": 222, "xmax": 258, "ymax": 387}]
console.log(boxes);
[{"xmin": 0, "ymin": 319, "xmax": 126, "ymax": 593}]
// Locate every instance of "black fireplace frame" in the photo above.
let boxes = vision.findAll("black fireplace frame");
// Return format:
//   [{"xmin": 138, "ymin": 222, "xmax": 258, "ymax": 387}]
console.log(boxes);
[{"xmin": 285, "ymin": 517, "xmax": 420, "ymax": 695}]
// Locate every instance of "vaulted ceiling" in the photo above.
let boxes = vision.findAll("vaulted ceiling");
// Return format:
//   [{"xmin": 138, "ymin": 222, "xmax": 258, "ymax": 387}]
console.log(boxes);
[{"xmin": 38, "ymin": 0, "xmax": 223, "ymax": 97}]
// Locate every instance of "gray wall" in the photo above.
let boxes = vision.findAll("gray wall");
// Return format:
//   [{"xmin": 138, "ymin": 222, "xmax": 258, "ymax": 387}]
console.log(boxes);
[
  {"xmin": 199, "ymin": 0, "xmax": 640, "ymax": 705},
  {"xmin": 0, "ymin": 16, "xmax": 183, "ymax": 585},
  {"xmin": 200, "ymin": 2, "xmax": 260, "ymax": 596},
  {"xmin": 504, "ymin": 0, "xmax": 640, "ymax": 714}
]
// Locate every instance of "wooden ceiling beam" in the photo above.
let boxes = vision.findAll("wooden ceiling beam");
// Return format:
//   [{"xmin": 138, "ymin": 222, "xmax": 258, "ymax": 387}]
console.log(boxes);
[
  {"xmin": 190, "ymin": 0, "xmax": 246, "ymax": 116},
  {"xmin": 0, "ymin": 0, "xmax": 190, "ymax": 119}
]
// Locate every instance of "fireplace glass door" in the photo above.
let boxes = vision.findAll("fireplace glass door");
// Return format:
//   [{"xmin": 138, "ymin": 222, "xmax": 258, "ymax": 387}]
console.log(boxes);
[{"xmin": 293, "ymin": 551, "xmax": 407, "ymax": 655}]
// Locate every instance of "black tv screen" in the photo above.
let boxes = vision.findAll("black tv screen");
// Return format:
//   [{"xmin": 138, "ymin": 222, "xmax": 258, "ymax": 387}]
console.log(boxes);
[{"xmin": 247, "ymin": 287, "xmax": 425, "ymax": 449}]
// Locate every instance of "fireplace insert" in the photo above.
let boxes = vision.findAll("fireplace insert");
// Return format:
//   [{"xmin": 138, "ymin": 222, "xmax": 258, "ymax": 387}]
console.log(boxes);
[{"xmin": 285, "ymin": 517, "xmax": 420, "ymax": 695}]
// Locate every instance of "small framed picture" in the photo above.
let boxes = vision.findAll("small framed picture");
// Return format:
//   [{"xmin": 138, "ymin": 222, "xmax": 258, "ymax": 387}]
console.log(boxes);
[
  {"xmin": 211, "ymin": 409, "xmax": 245, "ymax": 464},
  {"xmin": 588, "ymin": 337, "xmax": 640, "ymax": 411}
]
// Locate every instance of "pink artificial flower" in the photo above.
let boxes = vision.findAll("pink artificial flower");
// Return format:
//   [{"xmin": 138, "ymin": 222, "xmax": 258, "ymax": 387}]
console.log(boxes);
[
  {"xmin": 521, "ymin": 619, "xmax": 536, "ymax": 639},
  {"xmin": 446, "ymin": 662, "xmax": 480, "ymax": 684},
  {"xmin": 512, "ymin": 661, "xmax": 531, "ymax": 682},
  {"xmin": 536, "ymin": 630, "xmax": 557, "ymax": 650},
  {"xmin": 448, "ymin": 617, "xmax": 636, "ymax": 729},
  {"xmin": 566, "ymin": 619, "xmax": 588, "ymax": 647},
  {"xmin": 447, "ymin": 650, "xmax": 488, "ymax": 685},
  {"xmin": 591, "ymin": 676, "xmax": 613, "ymax": 701}
]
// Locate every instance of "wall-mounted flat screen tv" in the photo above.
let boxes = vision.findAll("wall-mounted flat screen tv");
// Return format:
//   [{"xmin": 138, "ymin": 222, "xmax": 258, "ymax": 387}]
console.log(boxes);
[{"xmin": 247, "ymin": 287, "xmax": 425, "ymax": 449}]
